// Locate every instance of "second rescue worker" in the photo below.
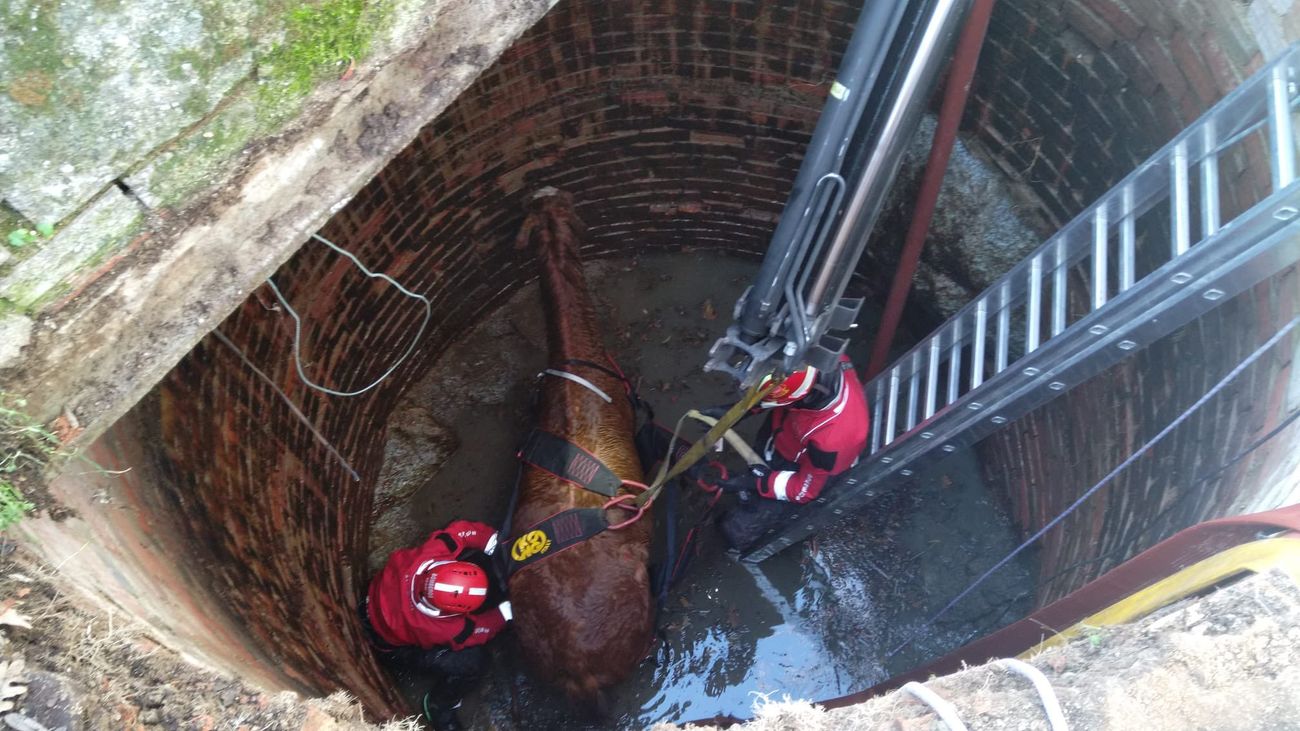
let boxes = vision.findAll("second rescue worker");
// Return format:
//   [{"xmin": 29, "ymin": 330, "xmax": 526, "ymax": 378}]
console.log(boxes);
[{"xmin": 714, "ymin": 353, "xmax": 870, "ymax": 550}]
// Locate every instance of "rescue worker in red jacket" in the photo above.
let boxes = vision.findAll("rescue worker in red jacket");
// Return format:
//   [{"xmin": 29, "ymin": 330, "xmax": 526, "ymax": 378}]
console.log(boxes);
[
  {"xmin": 359, "ymin": 519, "xmax": 511, "ymax": 731},
  {"xmin": 715, "ymin": 354, "xmax": 870, "ymax": 550}
]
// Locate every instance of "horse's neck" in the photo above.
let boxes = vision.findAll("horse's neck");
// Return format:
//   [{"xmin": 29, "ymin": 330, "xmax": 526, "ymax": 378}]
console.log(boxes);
[{"xmin": 539, "ymin": 246, "xmax": 604, "ymax": 363}]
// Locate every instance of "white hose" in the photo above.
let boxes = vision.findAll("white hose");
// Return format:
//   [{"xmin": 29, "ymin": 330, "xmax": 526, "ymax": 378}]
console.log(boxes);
[
  {"xmin": 995, "ymin": 658, "xmax": 1069, "ymax": 730},
  {"xmin": 901, "ymin": 681, "xmax": 969, "ymax": 731},
  {"xmin": 684, "ymin": 409, "xmax": 765, "ymax": 466}
]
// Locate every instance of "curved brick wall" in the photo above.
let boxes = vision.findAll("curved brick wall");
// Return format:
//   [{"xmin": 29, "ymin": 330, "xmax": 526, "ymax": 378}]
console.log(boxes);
[
  {"xmin": 966, "ymin": 0, "xmax": 1300, "ymax": 604},
  {"xmin": 61, "ymin": 0, "xmax": 1298, "ymax": 715},
  {"xmin": 147, "ymin": 0, "xmax": 860, "ymax": 714}
]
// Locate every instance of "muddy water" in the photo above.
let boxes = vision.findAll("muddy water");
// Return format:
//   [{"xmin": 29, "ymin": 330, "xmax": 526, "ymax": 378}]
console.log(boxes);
[{"xmin": 378, "ymin": 251, "xmax": 1035, "ymax": 729}]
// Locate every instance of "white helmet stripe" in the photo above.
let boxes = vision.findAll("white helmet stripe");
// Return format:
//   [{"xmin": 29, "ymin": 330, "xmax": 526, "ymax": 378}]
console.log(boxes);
[{"xmin": 432, "ymin": 582, "xmax": 488, "ymax": 596}]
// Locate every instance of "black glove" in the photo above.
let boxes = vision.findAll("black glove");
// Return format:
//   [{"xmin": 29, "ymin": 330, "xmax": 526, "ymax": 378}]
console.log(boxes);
[
  {"xmin": 717, "ymin": 465, "xmax": 769, "ymax": 494},
  {"xmin": 716, "ymin": 474, "xmax": 757, "ymax": 493}
]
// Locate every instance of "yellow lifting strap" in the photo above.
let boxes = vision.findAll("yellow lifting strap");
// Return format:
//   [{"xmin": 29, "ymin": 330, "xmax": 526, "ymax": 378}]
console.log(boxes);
[
  {"xmin": 634, "ymin": 378, "xmax": 777, "ymax": 509},
  {"xmin": 1026, "ymin": 535, "xmax": 1300, "ymax": 656}
]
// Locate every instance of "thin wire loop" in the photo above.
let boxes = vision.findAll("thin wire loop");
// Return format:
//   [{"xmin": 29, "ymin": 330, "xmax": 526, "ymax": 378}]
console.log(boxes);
[
  {"xmin": 211, "ymin": 329, "xmax": 361, "ymax": 482},
  {"xmin": 265, "ymin": 233, "xmax": 432, "ymax": 397}
]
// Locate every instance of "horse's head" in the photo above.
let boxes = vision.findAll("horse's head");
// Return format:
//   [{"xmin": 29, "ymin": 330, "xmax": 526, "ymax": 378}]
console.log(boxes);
[{"xmin": 514, "ymin": 187, "xmax": 586, "ymax": 257}]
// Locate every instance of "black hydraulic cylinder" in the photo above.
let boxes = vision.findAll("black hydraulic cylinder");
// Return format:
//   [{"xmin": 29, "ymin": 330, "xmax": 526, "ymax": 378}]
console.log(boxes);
[{"xmin": 736, "ymin": 0, "xmax": 910, "ymax": 339}]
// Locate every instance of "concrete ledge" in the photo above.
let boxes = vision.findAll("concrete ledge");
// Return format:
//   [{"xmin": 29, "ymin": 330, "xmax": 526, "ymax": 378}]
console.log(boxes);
[{"xmin": 0, "ymin": 0, "xmax": 558, "ymax": 441}]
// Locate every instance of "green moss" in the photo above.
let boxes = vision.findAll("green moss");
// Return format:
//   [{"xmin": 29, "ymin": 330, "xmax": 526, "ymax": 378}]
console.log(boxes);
[
  {"xmin": 0, "ymin": 393, "xmax": 54, "ymax": 531},
  {"xmin": 0, "ymin": 205, "xmax": 32, "ymax": 241},
  {"xmin": 0, "ymin": 0, "xmax": 65, "ymax": 88},
  {"xmin": 0, "ymin": 205, "xmax": 47, "ymax": 264},
  {"xmin": 255, "ymin": 0, "xmax": 391, "ymax": 117}
]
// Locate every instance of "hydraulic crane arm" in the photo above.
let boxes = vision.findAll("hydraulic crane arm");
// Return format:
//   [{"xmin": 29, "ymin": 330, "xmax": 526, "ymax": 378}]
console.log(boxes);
[{"xmin": 705, "ymin": 0, "xmax": 973, "ymax": 385}]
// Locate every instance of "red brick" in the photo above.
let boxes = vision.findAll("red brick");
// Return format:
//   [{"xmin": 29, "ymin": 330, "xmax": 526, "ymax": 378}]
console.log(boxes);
[
  {"xmin": 1077, "ymin": 0, "xmax": 1144, "ymax": 41},
  {"xmin": 1199, "ymin": 35, "xmax": 1247, "ymax": 93},
  {"xmin": 1135, "ymin": 30, "xmax": 1188, "ymax": 99},
  {"xmin": 1064, "ymin": 2, "xmax": 1117, "ymax": 48},
  {"xmin": 1125, "ymin": 0, "xmax": 1176, "ymax": 37},
  {"xmin": 1149, "ymin": 87, "xmax": 1185, "ymax": 136},
  {"xmin": 1175, "ymin": 90, "xmax": 1207, "ymax": 126},
  {"xmin": 1169, "ymin": 31, "xmax": 1223, "ymax": 105}
]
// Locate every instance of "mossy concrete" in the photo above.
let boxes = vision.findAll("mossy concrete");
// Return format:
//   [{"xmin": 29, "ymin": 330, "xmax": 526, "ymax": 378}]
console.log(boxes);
[
  {"xmin": 1, "ymin": 0, "xmax": 559, "ymax": 447},
  {"xmin": 0, "ymin": 0, "xmax": 255, "ymax": 223},
  {"xmin": 0, "ymin": 188, "xmax": 143, "ymax": 311},
  {"xmin": 0, "ymin": 312, "xmax": 33, "ymax": 368}
]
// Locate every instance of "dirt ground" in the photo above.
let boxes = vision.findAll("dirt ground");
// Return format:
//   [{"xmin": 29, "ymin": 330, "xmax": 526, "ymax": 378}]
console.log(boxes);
[
  {"xmin": 0, "ymin": 542, "xmax": 418, "ymax": 731},
  {"xmin": 654, "ymin": 568, "xmax": 1300, "ymax": 730},
  {"xmin": 4, "ymin": 533, "xmax": 1294, "ymax": 731}
]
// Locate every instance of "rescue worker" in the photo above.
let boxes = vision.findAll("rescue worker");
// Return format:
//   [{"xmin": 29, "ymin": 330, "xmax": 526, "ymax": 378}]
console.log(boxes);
[
  {"xmin": 713, "ymin": 354, "xmax": 870, "ymax": 550},
  {"xmin": 359, "ymin": 519, "xmax": 512, "ymax": 731}
]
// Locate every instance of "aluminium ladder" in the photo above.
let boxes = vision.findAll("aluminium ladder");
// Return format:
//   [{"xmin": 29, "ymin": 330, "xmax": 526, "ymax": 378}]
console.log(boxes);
[{"xmin": 743, "ymin": 42, "xmax": 1300, "ymax": 562}]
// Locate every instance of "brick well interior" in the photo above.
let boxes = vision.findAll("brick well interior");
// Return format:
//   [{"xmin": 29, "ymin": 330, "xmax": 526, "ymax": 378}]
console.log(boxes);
[{"xmin": 52, "ymin": 0, "xmax": 1300, "ymax": 716}]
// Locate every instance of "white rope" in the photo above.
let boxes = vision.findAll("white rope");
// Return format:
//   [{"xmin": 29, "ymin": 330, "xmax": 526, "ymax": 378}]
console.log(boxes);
[
  {"xmin": 266, "ymin": 233, "xmax": 432, "ymax": 397},
  {"xmin": 901, "ymin": 681, "xmax": 969, "ymax": 731},
  {"xmin": 995, "ymin": 658, "xmax": 1069, "ymax": 730},
  {"xmin": 541, "ymin": 369, "xmax": 612, "ymax": 403}
]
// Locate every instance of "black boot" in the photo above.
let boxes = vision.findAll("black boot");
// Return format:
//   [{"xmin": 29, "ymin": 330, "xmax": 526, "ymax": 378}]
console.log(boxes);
[{"xmin": 421, "ymin": 691, "xmax": 464, "ymax": 731}]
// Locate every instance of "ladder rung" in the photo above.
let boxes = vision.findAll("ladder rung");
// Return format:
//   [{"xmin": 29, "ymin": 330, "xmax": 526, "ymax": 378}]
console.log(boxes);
[
  {"xmin": 1092, "ymin": 207, "xmax": 1108, "ymax": 310},
  {"xmin": 947, "ymin": 317, "xmax": 962, "ymax": 405},
  {"xmin": 996, "ymin": 282, "xmax": 1010, "ymax": 373},
  {"xmin": 1027, "ymin": 255, "xmax": 1042, "ymax": 353},
  {"xmin": 1120, "ymin": 186, "xmax": 1136, "ymax": 291},
  {"xmin": 1051, "ymin": 239, "xmax": 1066, "ymax": 337},
  {"xmin": 885, "ymin": 366, "xmax": 900, "ymax": 445},
  {"xmin": 906, "ymin": 353, "xmax": 920, "ymax": 431},
  {"xmin": 1201, "ymin": 121, "xmax": 1221, "ymax": 237},
  {"xmin": 925, "ymin": 337, "xmax": 940, "ymax": 418},
  {"xmin": 1270, "ymin": 64, "xmax": 1296, "ymax": 189},
  {"xmin": 971, "ymin": 298, "xmax": 987, "ymax": 388},
  {"xmin": 1171, "ymin": 141, "xmax": 1191, "ymax": 257}
]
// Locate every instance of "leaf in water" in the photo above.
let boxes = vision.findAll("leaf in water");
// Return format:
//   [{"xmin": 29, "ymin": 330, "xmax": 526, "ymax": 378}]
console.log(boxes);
[{"xmin": 701, "ymin": 299, "xmax": 717, "ymax": 320}]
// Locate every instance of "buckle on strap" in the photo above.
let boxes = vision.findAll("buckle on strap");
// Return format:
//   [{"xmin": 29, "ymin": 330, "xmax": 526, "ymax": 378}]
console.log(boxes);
[{"xmin": 517, "ymin": 430, "xmax": 623, "ymax": 498}]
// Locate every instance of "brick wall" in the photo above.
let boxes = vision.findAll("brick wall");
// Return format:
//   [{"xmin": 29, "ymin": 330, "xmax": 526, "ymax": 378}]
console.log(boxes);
[
  {"xmin": 968, "ymin": 0, "xmax": 1273, "ymax": 228},
  {"xmin": 148, "ymin": 0, "xmax": 860, "ymax": 709},
  {"xmin": 133, "ymin": 0, "xmax": 1300, "ymax": 702}
]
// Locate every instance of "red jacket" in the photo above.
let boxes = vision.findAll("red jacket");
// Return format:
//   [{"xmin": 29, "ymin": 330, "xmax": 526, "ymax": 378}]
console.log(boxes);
[
  {"xmin": 756, "ymin": 356, "xmax": 870, "ymax": 504},
  {"xmin": 366, "ymin": 520, "xmax": 509, "ymax": 651}
]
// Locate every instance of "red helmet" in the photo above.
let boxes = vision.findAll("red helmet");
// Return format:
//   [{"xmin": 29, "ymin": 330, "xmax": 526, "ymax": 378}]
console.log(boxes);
[
  {"xmin": 758, "ymin": 366, "xmax": 819, "ymax": 408},
  {"xmin": 418, "ymin": 561, "xmax": 489, "ymax": 615}
]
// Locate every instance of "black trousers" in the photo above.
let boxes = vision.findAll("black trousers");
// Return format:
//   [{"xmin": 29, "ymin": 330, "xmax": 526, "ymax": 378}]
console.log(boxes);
[
  {"xmin": 718, "ymin": 495, "xmax": 797, "ymax": 551},
  {"xmin": 357, "ymin": 600, "xmax": 486, "ymax": 702}
]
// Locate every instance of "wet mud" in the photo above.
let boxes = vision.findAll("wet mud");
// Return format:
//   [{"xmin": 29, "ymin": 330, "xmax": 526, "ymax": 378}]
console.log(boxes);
[{"xmin": 372, "ymin": 251, "xmax": 1036, "ymax": 728}]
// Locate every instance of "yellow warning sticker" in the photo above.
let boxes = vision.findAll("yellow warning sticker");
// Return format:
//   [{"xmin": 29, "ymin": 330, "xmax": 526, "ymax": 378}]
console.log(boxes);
[
  {"xmin": 829, "ymin": 81, "xmax": 849, "ymax": 100},
  {"xmin": 511, "ymin": 529, "xmax": 553, "ymax": 562}
]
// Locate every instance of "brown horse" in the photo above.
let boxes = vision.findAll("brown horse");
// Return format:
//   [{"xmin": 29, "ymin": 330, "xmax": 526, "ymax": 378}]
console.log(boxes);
[{"xmin": 508, "ymin": 188, "xmax": 654, "ymax": 705}]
